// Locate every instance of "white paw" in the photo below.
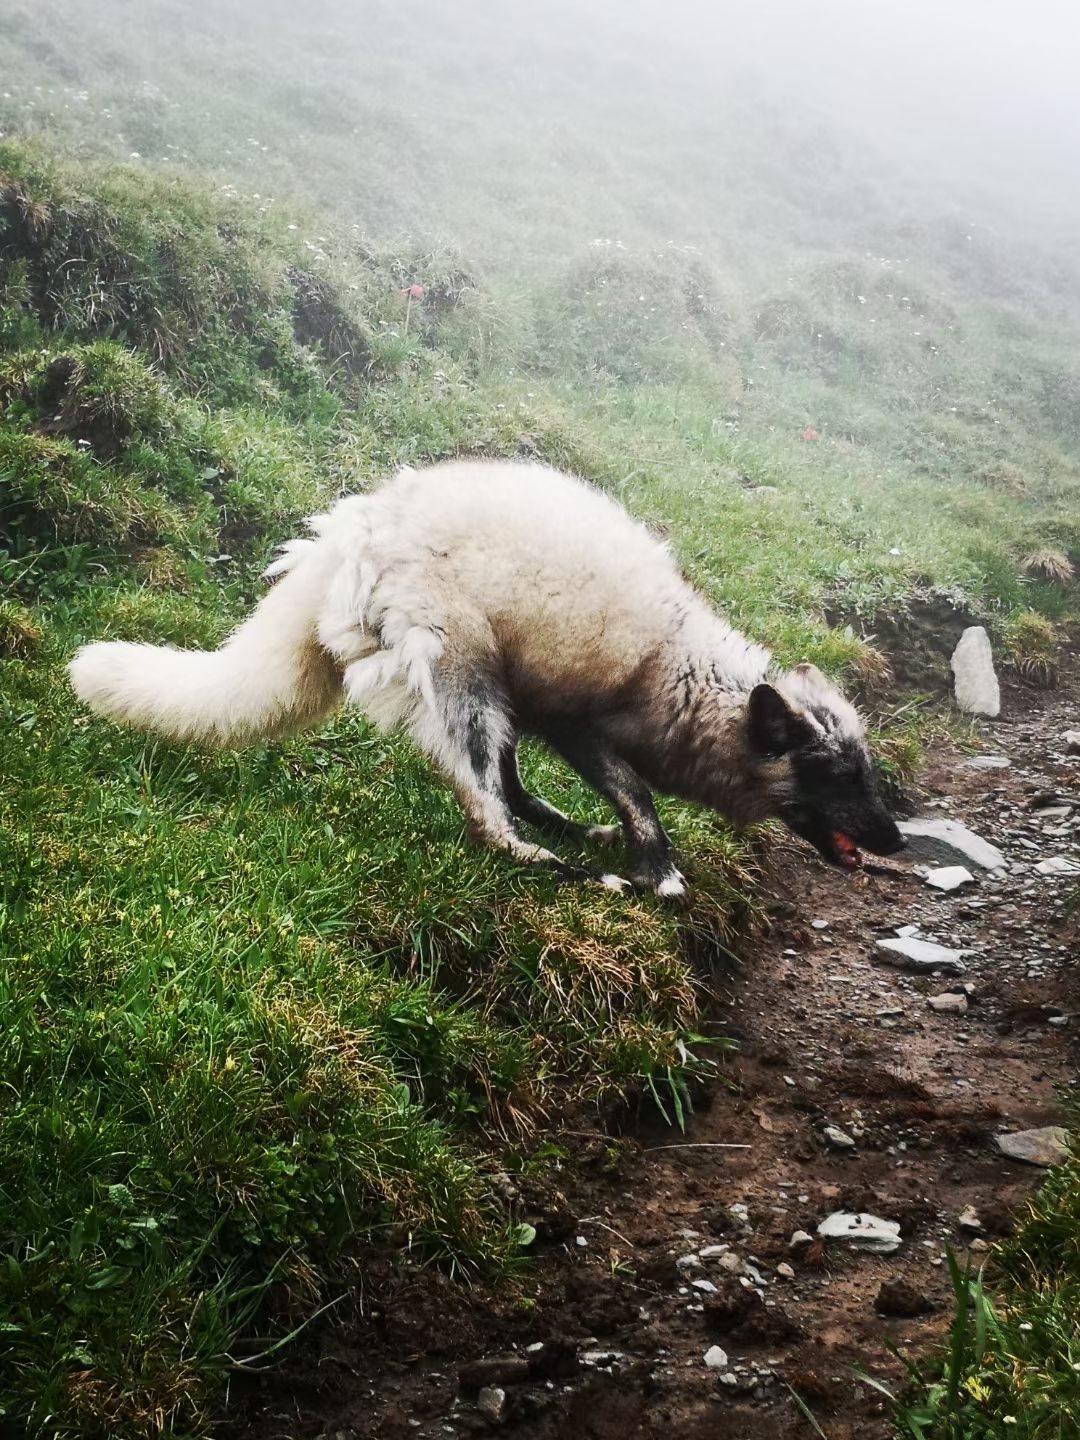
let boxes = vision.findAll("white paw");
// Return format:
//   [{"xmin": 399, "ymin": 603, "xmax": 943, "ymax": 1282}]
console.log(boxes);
[
  {"xmin": 655, "ymin": 871, "xmax": 686, "ymax": 899},
  {"xmin": 598, "ymin": 872, "xmax": 632, "ymax": 893}
]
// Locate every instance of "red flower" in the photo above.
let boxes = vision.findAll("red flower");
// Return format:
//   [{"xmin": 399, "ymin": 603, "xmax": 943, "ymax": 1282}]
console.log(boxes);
[
  {"xmin": 799, "ymin": 427, "xmax": 819, "ymax": 441},
  {"xmin": 398, "ymin": 283, "xmax": 425, "ymax": 299}
]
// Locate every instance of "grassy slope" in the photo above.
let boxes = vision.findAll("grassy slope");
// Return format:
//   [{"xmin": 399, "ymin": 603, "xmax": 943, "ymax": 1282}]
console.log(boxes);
[{"xmin": 0, "ymin": 11, "xmax": 1078, "ymax": 1435}]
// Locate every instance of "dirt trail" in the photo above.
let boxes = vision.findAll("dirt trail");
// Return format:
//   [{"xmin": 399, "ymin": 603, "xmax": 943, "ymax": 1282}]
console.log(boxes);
[{"xmin": 233, "ymin": 666, "xmax": 1079, "ymax": 1440}]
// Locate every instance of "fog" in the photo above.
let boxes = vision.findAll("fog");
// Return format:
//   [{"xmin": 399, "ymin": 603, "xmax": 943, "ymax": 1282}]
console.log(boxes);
[
  {"xmin": 624, "ymin": 0, "xmax": 1080, "ymax": 215},
  {"xmin": 7, "ymin": 0, "xmax": 1080, "ymax": 264}
]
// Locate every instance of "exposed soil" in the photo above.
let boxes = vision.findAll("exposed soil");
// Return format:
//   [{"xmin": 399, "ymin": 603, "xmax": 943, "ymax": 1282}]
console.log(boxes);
[{"xmin": 228, "ymin": 661, "xmax": 1079, "ymax": 1440}]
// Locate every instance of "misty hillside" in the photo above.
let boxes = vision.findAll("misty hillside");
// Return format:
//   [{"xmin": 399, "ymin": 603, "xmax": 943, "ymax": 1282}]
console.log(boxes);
[
  {"xmin": 7, "ymin": 0, "xmax": 1080, "ymax": 300},
  {"xmin": 1, "ymin": 4, "xmax": 1079, "ymax": 1438}
]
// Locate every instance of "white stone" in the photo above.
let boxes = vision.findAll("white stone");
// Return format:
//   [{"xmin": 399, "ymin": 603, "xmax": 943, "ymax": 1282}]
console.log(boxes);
[
  {"xmin": 1035, "ymin": 857, "xmax": 1080, "ymax": 877},
  {"xmin": 692, "ymin": 1278, "xmax": 718, "ymax": 1294},
  {"xmin": 476, "ymin": 1387, "xmax": 506, "ymax": 1422},
  {"xmin": 997, "ymin": 1127, "xmax": 1070, "ymax": 1166},
  {"xmin": 704, "ymin": 1345, "xmax": 730, "ymax": 1369},
  {"xmin": 699, "ymin": 1245, "xmax": 730, "ymax": 1258},
  {"xmin": 924, "ymin": 865, "xmax": 976, "ymax": 892},
  {"xmin": 928, "ymin": 991, "xmax": 968, "ymax": 1013},
  {"xmin": 1063, "ymin": 731, "xmax": 1080, "ymax": 756},
  {"xmin": 818, "ymin": 1211, "xmax": 902, "ymax": 1254},
  {"xmin": 717, "ymin": 1252, "xmax": 745, "ymax": 1274},
  {"xmin": 957, "ymin": 1205, "xmax": 982, "ymax": 1231},
  {"xmin": 789, "ymin": 1229, "xmax": 814, "ymax": 1251},
  {"xmin": 966, "ymin": 755, "xmax": 1011, "ymax": 770},
  {"xmin": 897, "ymin": 818, "xmax": 1007, "ymax": 871},
  {"xmin": 951, "ymin": 626, "xmax": 1000, "ymax": 717},
  {"xmin": 875, "ymin": 937, "xmax": 968, "ymax": 974},
  {"xmin": 896, "ymin": 924, "xmax": 920, "ymax": 938},
  {"xmin": 824, "ymin": 1125, "xmax": 856, "ymax": 1149}
]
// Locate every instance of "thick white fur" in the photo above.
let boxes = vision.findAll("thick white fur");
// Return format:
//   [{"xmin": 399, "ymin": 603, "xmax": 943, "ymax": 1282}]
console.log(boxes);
[
  {"xmin": 68, "ymin": 540, "xmax": 344, "ymax": 745},
  {"xmin": 70, "ymin": 459, "xmax": 860, "ymax": 766}
]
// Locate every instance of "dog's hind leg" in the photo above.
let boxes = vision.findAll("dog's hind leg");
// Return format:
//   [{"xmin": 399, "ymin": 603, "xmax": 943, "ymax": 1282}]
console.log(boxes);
[
  {"xmin": 411, "ymin": 664, "xmax": 629, "ymax": 890},
  {"xmin": 499, "ymin": 744, "xmax": 622, "ymax": 847},
  {"xmin": 553, "ymin": 734, "xmax": 685, "ymax": 898}
]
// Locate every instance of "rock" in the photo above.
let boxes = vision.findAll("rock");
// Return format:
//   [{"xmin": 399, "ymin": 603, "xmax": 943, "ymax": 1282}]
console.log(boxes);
[
  {"xmin": 490, "ymin": 1171, "xmax": 519, "ymax": 1204},
  {"xmin": 776, "ymin": 1262, "xmax": 795, "ymax": 1279},
  {"xmin": 966, "ymin": 755, "xmax": 1011, "ymax": 770},
  {"xmin": 896, "ymin": 923, "xmax": 920, "ymax": 938},
  {"xmin": 996, "ymin": 1127, "xmax": 1070, "ymax": 1167},
  {"xmin": 526, "ymin": 1340, "xmax": 579, "ymax": 1381},
  {"xmin": 817, "ymin": 1211, "xmax": 902, "ymax": 1254},
  {"xmin": 928, "ymin": 991, "xmax": 969, "ymax": 1014},
  {"xmin": 789, "ymin": 1229, "xmax": 814, "ymax": 1251},
  {"xmin": 875, "ymin": 937, "xmax": 968, "ymax": 975},
  {"xmin": 459, "ymin": 1358, "xmax": 531, "ymax": 1392},
  {"xmin": 811, "ymin": 919, "xmax": 829, "ymax": 930},
  {"xmin": 824, "ymin": 1125, "xmax": 856, "ymax": 1149},
  {"xmin": 874, "ymin": 1280, "xmax": 933, "ymax": 1317},
  {"xmin": 1034, "ymin": 857, "xmax": 1080, "ymax": 877},
  {"xmin": 951, "ymin": 626, "xmax": 1000, "ymax": 717},
  {"xmin": 703, "ymin": 1280, "xmax": 803, "ymax": 1342},
  {"xmin": 957, "ymin": 1205, "xmax": 982, "ymax": 1231},
  {"xmin": 897, "ymin": 818, "xmax": 1007, "ymax": 871},
  {"xmin": 716, "ymin": 1252, "xmax": 745, "ymax": 1274},
  {"xmin": 699, "ymin": 1244, "xmax": 730, "ymax": 1259},
  {"xmin": 581, "ymin": 1351, "xmax": 623, "ymax": 1368},
  {"xmin": 476, "ymin": 1386, "xmax": 507, "ymax": 1423},
  {"xmin": 704, "ymin": 1345, "xmax": 730, "ymax": 1369},
  {"xmin": 676, "ymin": 1252, "xmax": 702, "ymax": 1270},
  {"xmin": 692, "ymin": 1278, "xmax": 718, "ymax": 1294},
  {"xmin": 924, "ymin": 865, "xmax": 976, "ymax": 892},
  {"xmin": 1064, "ymin": 731, "xmax": 1080, "ymax": 756}
]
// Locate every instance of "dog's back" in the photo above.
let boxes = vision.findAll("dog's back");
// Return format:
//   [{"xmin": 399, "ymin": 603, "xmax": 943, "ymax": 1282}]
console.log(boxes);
[{"xmin": 321, "ymin": 460, "xmax": 704, "ymax": 712}]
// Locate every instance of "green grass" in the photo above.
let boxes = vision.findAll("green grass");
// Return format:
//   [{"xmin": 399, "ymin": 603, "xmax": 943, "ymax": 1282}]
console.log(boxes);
[
  {"xmin": 0, "ymin": 103, "xmax": 1077, "ymax": 1440},
  {"xmin": 866, "ymin": 1188, "xmax": 1080, "ymax": 1439}
]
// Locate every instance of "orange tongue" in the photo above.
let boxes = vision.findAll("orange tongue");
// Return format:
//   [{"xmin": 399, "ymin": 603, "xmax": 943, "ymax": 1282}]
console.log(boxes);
[{"xmin": 832, "ymin": 832, "xmax": 863, "ymax": 868}]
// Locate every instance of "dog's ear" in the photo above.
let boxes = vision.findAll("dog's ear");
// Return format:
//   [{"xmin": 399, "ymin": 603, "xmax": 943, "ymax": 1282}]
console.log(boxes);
[
  {"xmin": 793, "ymin": 661, "xmax": 829, "ymax": 687},
  {"xmin": 747, "ymin": 684, "xmax": 815, "ymax": 756}
]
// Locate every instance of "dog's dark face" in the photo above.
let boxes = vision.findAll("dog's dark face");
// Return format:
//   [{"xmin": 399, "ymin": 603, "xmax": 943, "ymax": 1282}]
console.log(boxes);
[{"xmin": 748, "ymin": 671, "xmax": 904, "ymax": 871}]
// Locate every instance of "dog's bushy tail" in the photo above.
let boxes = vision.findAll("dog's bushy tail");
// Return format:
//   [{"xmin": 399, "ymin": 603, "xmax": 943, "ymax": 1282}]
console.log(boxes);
[{"xmin": 69, "ymin": 541, "xmax": 345, "ymax": 746}]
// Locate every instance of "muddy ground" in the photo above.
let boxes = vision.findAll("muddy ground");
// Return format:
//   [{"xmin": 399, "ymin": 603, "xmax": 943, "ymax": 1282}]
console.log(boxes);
[{"xmin": 229, "ymin": 660, "xmax": 1079, "ymax": 1440}]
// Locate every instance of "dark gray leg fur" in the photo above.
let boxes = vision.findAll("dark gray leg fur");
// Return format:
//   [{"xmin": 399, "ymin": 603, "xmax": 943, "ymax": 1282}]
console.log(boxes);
[
  {"xmin": 552, "ymin": 734, "xmax": 686, "ymax": 897},
  {"xmin": 420, "ymin": 665, "xmax": 629, "ymax": 891},
  {"xmin": 499, "ymin": 747, "xmax": 621, "ymax": 847}
]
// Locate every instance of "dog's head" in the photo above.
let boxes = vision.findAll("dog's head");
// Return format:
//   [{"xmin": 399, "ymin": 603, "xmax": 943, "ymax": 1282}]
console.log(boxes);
[{"xmin": 747, "ymin": 663, "xmax": 904, "ymax": 870}]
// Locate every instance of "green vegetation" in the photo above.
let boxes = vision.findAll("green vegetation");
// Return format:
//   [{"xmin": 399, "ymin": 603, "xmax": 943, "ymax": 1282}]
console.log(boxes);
[
  {"xmin": 0, "ymin": 140, "xmax": 760, "ymax": 1437},
  {"xmin": 1, "ymin": 10, "xmax": 1079, "ymax": 1435},
  {"xmin": 870, "ymin": 1200, "xmax": 1080, "ymax": 1438}
]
